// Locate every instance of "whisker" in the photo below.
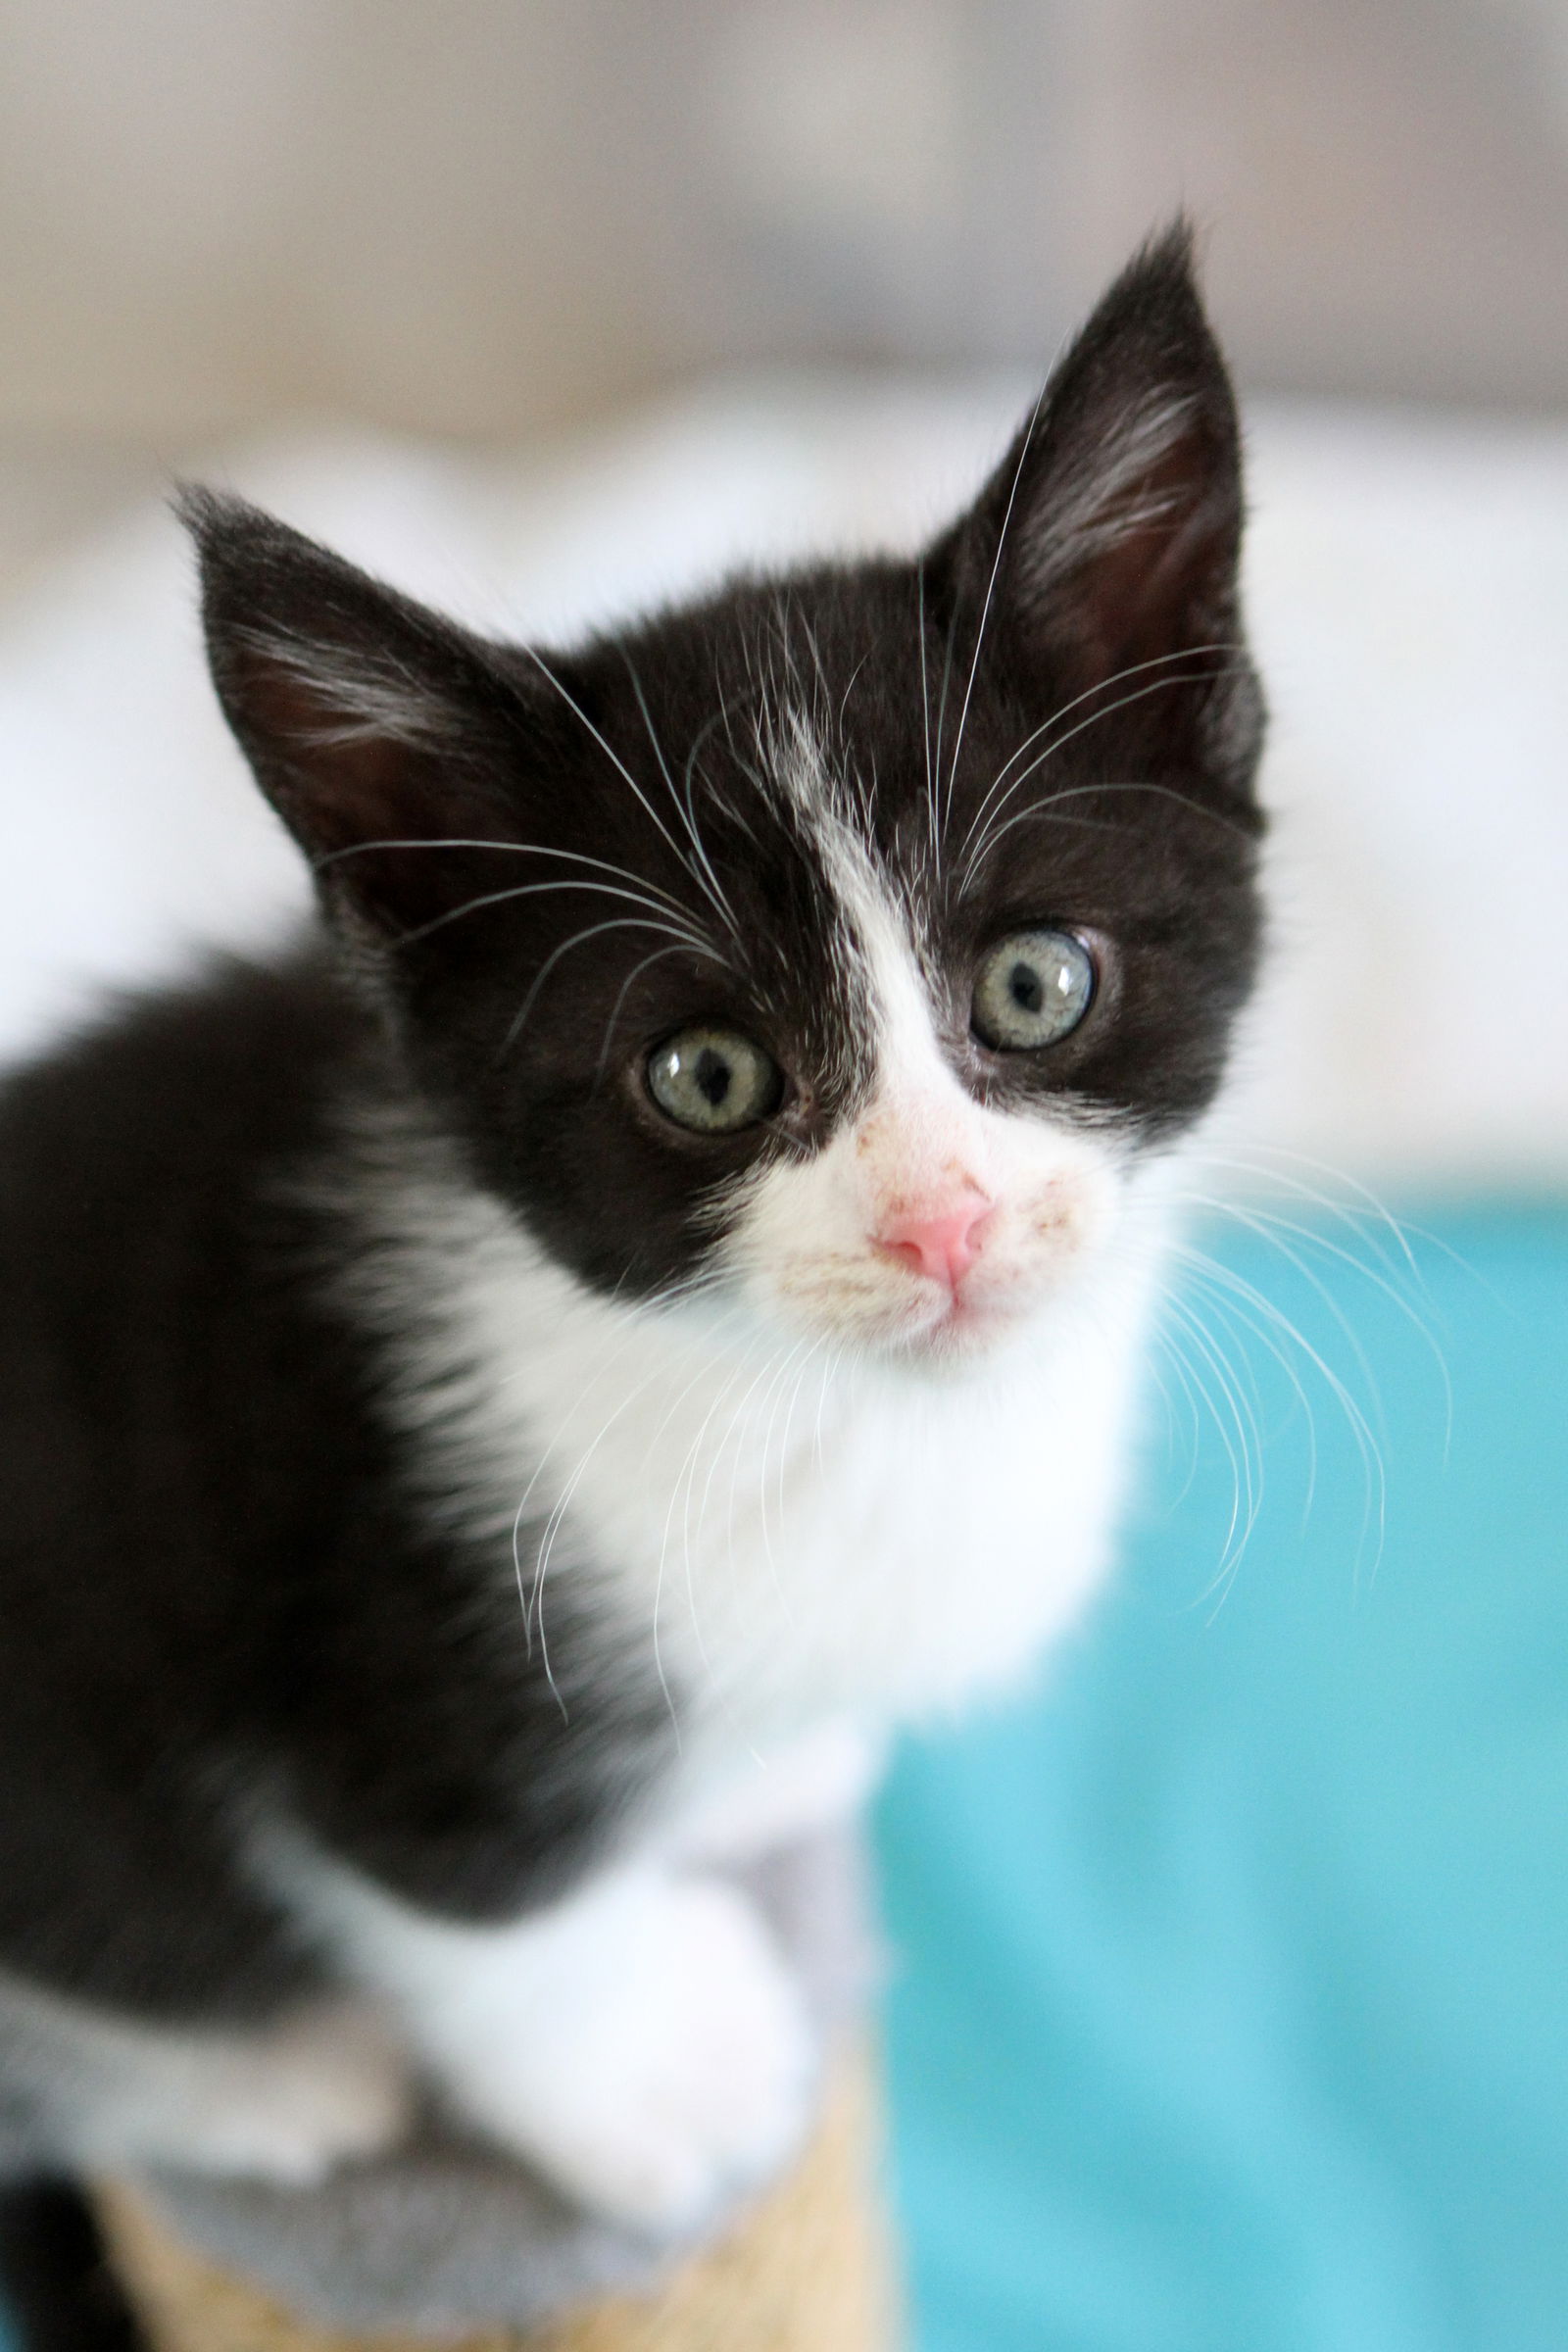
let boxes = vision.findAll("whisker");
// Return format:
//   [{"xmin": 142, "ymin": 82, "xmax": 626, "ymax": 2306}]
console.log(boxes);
[
  {"xmin": 1171, "ymin": 1232, "xmax": 1389, "ymax": 1592},
  {"xmin": 836, "ymin": 649, "xmax": 872, "ymax": 742},
  {"xmin": 647, "ymin": 1330, "xmax": 800, "ymax": 1735},
  {"xmin": 515, "ymin": 1287, "xmax": 752, "ymax": 1734},
  {"xmin": 1181, "ymin": 1178, "xmax": 1450, "ymax": 1418},
  {"xmin": 497, "ymin": 915, "xmax": 729, "ymax": 1062},
  {"xmin": 957, "ymin": 643, "xmax": 1241, "ymax": 865},
  {"xmin": 618, "ymin": 651, "xmax": 743, "ymax": 946},
  {"xmin": 593, "ymin": 943, "xmax": 699, "ymax": 1087},
  {"xmin": 1167, "ymin": 1245, "xmax": 1322, "ymax": 1527},
  {"xmin": 1177, "ymin": 1195, "xmax": 1400, "ymax": 1452},
  {"xmin": 959, "ymin": 660, "xmax": 1248, "ymax": 885},
  {"xmin": 1195, "ymin": 1145, "xmax": 1434, "ymax": 1292},
  {"xmin": 916, "ymin": 564, "xmax": 938, "ymax": 867},
  {"xmin": 942, "ymin": 389, "xmax": 1049, "ymax": 840},
  {"xmin": 930, "ymin": 574, "xmax": 960, "ymax": 835},
  {"xmin": 960, "ymin": 768, "xmax": 1256, "ymax": 885},
  {"xmin": 312, "ymin": 833, "xmax": 703, "ymax": 925},
  {"xmin": 397, "ymin": 874, "xmax": 719, "ymax": 952},
  {"xmin": 768, "ymin": 1333, "xmax": 829, "ymax": 1542},
  {"xmin": 1155, "ymin": 1285, "xmax": 1264, "ymax": 1602},
  {"xmin": 518, "ymin": 643, "xmax": 742, "ymax": 928}
]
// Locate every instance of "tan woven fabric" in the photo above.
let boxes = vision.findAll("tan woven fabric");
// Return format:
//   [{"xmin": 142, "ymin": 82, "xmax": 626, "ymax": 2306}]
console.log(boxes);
[{"xmin": 94, "ymin": 2060, "xmax": 897, "ymax": 2352}]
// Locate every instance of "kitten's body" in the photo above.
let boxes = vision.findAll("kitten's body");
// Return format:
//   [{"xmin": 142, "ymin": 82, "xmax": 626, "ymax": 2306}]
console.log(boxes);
[{"xmin": 0, "ymin": 232, "xmax": 1264, "ymax": 2260}]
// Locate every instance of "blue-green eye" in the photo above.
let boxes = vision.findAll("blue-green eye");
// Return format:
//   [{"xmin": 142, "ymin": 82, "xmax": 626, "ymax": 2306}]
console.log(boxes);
[
  {"xmin": 972, "ymin": 929, "xmax": 1095, "ymax": 1052},
  {"xmin": 647, "ymin": 1026, "xmax": 782, "ymax": 1134}
]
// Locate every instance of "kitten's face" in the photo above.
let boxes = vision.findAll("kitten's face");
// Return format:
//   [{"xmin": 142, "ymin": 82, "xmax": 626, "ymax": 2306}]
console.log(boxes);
[{"xmin": 190, "ymin": 228, "xmax": 1263, "ymax": 1369}]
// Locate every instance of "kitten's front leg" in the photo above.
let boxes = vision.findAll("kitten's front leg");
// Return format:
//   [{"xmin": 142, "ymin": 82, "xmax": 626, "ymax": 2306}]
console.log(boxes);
[{"xmin": 274, "ymin": 1845, "xmax": 816, "ymax": 2234}]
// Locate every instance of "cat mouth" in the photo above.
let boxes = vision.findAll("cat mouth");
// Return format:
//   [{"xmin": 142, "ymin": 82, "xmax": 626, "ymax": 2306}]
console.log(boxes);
[{"xmin": 884, "ymin": 1275, "xmax": 1042, "ymax": 1362}]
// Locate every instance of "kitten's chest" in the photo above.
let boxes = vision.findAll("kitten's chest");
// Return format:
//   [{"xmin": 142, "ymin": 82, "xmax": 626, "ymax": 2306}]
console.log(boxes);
[{"xmin": 430, "ymin": 1274, "xmax": 1152, "ymax": 1746}]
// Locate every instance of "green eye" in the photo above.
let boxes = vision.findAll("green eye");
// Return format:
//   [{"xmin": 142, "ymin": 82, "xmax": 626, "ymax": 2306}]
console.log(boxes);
[
  {"xmin": 646, "ymin": 1026, "xmax": 783, "ymax": 1134},
  {"xmin": 972, "ymin": 929, "xmax": 1095, "ymax": 1052}
]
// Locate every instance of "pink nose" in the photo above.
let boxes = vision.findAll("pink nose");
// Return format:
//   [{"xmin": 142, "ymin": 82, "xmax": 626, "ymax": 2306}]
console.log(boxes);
[{"xmin": 876, "ymin": 1193, "xmax": 992, "ymax": 1290}]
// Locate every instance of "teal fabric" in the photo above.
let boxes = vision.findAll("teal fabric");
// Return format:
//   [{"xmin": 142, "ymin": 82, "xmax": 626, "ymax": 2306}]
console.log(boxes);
[{"xmin": 874, "ymin": 1203, "xmax": 1568, "ymax": 2352}]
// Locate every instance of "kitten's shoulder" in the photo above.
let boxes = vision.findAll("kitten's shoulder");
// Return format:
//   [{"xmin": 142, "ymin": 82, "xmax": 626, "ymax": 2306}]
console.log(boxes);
[{"xmin": 0, "ymin": 940, "xmax": 373, "ymax": 1211}]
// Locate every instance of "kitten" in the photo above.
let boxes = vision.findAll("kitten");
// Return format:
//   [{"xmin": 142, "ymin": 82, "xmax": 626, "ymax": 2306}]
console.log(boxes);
[{"xmin": 0, "ymin": 228, "xmax": 1261, "ymax": 2250}]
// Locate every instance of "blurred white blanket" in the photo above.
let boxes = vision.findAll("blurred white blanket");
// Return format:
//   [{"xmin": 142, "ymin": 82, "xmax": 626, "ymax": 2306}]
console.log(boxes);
[{"xmin": 3, "ymin": 384, "xmax": 1565, "ymax": 1194}]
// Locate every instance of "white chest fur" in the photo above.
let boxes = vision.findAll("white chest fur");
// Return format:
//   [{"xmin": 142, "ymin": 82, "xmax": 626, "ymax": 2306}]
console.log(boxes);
[{"xmin": 340, "ymin": 1139, "xmax": 1166, "ymax": 1761}]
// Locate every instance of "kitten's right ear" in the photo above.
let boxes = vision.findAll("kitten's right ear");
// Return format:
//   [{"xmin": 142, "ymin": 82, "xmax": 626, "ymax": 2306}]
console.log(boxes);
[
  {"xmin": 181, "ymin": 489, "xmax": 553, "ymax": 941},
  {"xmin": 931, "ymin": 222, "xmax": 1258, "ymax": 799}
]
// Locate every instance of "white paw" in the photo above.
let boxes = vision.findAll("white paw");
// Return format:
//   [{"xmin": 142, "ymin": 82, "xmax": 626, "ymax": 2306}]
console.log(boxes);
[
  {"xmin": 167, "ymin": 2003, "xmax": 413, "ymax": 2183},
  {"xmin": 446, "ymin": 1878, "xmax": 817, "ymax": 2233}
]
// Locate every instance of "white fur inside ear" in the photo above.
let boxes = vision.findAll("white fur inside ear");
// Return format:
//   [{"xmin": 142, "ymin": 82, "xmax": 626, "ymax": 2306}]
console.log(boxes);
[
  {"xmin": 233, "ymin": 623, "xmax": 456, "ymax": 752},
  {"xmin": 1021, "ymin": 391, "xmax": 1199, "ymax": 591}
]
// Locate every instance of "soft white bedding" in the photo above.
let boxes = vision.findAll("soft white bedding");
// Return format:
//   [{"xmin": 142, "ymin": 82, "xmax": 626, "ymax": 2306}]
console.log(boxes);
[{"xmin": 2, "ymin": 384, "xmax": 1564, "ymax": 1193}]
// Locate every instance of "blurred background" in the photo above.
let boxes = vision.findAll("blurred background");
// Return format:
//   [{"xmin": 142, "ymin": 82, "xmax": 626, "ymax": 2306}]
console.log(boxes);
[
  {"xmin": 5, "ymin": 0, "xmax": 1568, "ymax": 548},
  {"xmin": 1, "ymin": 7, "xmax": 1566, "ymax": 2350}
]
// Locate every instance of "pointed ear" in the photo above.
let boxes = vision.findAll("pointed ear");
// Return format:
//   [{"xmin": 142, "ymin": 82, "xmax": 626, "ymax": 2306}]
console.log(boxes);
[
  {"xmin": 181, "ymin": 489, "xmax": 552, "ymax": 942},
  {"xmin": 937, "ymin": 223, "xmax": 1254, "ymax": 769}
]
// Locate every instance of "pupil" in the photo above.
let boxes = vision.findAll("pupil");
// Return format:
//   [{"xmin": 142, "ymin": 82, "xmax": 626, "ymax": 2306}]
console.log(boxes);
[
  {"xmin": 1008, "ymin": 961, "xmax": 1044, "ymax": 1013},
  {"xmin": 695, "ymin": 1047, "xmax": 732, "ymax": 1106}
]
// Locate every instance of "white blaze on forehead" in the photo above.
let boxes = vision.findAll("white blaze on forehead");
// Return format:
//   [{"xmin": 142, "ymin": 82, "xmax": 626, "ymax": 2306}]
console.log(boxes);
[
  {"xmin": 845, "ymin": 897, "xmax": 992, "ymax": 1221},
  {"xmin": 770, "ymin": 706, "xmax": 987, "ymax": 1198},
  {"xmin": 768, "ymin": 708, "xmax": 934, "ymax": 1072}
]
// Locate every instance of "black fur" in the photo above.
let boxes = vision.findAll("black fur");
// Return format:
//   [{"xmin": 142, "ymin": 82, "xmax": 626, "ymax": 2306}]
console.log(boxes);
[
  {"xmin": 0, "ymin": 955, "xmax": 672, "ymax": 2021},
  {"xmin": 0, "ymin": 227, "xmax": 1263, "ymax": 2327},
  {"xmin": 0, "ymin": 2184, "xmax": 147, "ymax": 2352}
]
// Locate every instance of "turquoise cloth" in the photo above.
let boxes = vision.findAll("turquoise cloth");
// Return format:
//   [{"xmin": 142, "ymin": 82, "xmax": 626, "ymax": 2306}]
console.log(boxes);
[{"xmin": 875, "ymin": 1203, "xmax": 1568, "ymax": 2352}]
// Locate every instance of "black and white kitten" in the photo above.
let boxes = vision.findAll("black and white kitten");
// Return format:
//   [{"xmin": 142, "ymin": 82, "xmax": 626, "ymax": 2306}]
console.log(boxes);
[{"xmin": 0, "ymin": 231, "xmax": 1261, "ymax": 2245}]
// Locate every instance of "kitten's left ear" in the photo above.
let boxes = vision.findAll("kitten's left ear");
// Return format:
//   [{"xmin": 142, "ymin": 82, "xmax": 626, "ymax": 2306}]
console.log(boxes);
[
  {"xmin": 180, "ymin": 488, "xmax": 562, "ymax": 946},
  {"xmin": 935, "ymin": 221, "xmax": 1258, "ymax": 789}
]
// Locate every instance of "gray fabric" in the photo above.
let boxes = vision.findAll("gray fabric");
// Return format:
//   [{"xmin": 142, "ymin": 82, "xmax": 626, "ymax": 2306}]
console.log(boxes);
[{"xmin": 123, "ymin": 1834, "xmax": 875, "ymax": 2333}]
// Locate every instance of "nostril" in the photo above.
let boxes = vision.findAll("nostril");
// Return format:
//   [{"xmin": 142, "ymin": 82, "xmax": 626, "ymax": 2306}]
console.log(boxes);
[{"xmin": 876, "ymin": 1193, "xmax": 993, "ymax": 1290}]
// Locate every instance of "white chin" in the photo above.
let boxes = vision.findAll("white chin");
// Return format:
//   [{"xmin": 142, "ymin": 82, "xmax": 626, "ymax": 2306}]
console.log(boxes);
[{"xmin": 867, "ymin": 1287, "xmax": 1042, "ymax": 1364}]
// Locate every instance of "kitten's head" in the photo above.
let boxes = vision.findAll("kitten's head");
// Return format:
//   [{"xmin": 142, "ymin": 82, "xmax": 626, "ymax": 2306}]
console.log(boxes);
[{"xmin": 187, "ymin": 226, "xmax": 1263, "ymax": 1367}]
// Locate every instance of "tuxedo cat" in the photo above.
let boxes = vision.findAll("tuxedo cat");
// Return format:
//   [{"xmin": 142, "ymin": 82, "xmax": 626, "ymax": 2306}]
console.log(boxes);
[{"xmin": 0, "ymin": 227, "xmax": 1262, "ymax": 2281}]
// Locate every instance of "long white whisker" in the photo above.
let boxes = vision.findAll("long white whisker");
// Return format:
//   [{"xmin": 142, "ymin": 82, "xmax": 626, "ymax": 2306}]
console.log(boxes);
[
  {"xmin": 593, "ymin": 943, "xmax": 697, "ymax": 1085},
  {"xmin": 943, "ymin": 391, "xmax": 1048, "ymax": 837},
  {"xmin": 498, "ymin": 915, "xmax": 729, "ymax": 1060},
  {"xmin": 648, "ymin": 1331, "xmax": 801, "ymax": 1737},
  {"xmin": 960, "ymin": 776, "xmax": 1257, "ymax": 888},
  {"xmin": 959, "ymin": 661, "xmax": 1247, "ymax": 885},
  {"xmin": 1156, "ymin": 1286, "xmax": 1263, "ymax": 1602},
  {"xmin": 957, "ymin": 643, "xmax": 1241, "ymax": 864},
  {"xmin": 1177, "ymin": 1183, "xmax": 1451, "ymax": 1442},
  {"xmin": 313, "ymin": 833, "xmax": 705, "ymax": 925},
  {"xmin": 1179, "ymin": 1197, "xmax": 1397, "ymax": 1454},
  {"xmin": 1195, "ymin": 1145, "xmax": 1434, "ymax": 1290},
  {"xmin": 916, "ymin": 564, "xmax": 939, "ymax": 868},
  {"xmin": 519, "ymin": 642, "xmax": 722, "ymax": 896},
  {"xmin": 1168, "ymin": 1245, "xmax": 1322, "ymax": 1526},
  {"xmin": 510, "ymin": 1284, "xmax": 736, "ymax": 1692},
  {"xmin": 1173, "ymin": 1230, "xmax": 1388, "ymax": 1592},
  {"xmin": 398, "ymin": 874, "xmax": 719, "ymax": 952},
  {"xmin": 619, "ymin": 652, "xmax": 744, "ymax": 945}
]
